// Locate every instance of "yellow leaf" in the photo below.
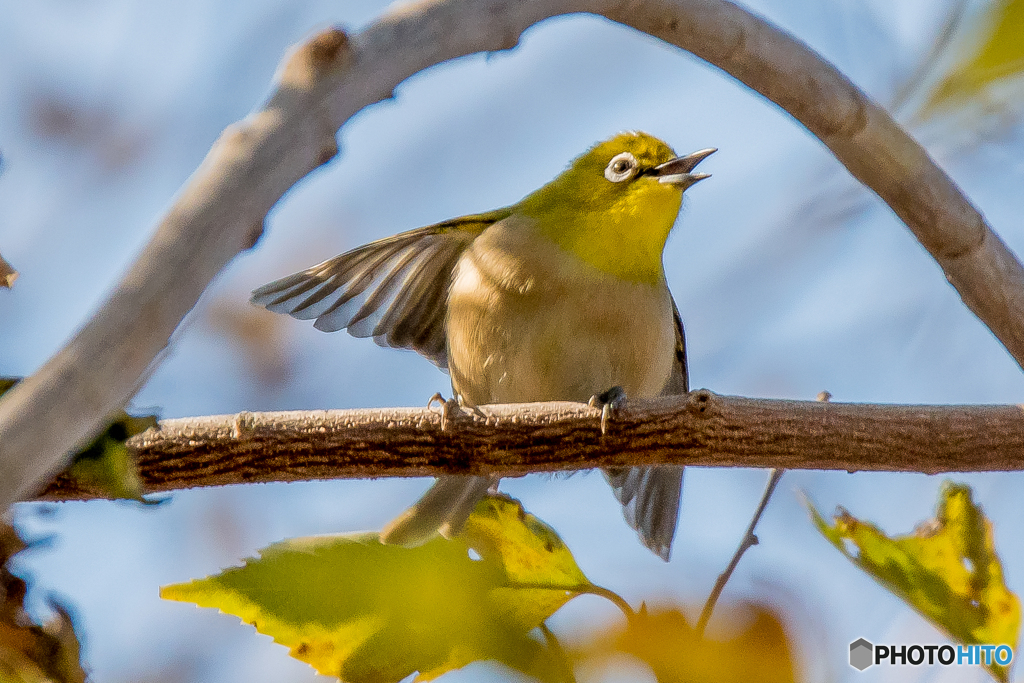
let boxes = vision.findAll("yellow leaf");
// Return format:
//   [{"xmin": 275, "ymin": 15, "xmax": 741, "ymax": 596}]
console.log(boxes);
[
  {"xmin": 573, "ymin": 603, "xmax": 795, "ymax": 683},
  {"xmin": 162, "ymin": 495, "xmax": 594, "ymax": 682},
  {"xmin": 924, "ymin": 0, "xmax": 1024, "ymax": 114},
  {"xmin": 810, "ymin": 482, "xmax": 1020, "ymax": 682},
  {"xmin": 459, "ymin": 494, "xmax": 591, "ymax": 631}
]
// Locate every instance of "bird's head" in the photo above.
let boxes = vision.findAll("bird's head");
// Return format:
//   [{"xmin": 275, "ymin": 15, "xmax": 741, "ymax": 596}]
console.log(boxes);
[{"xmin": 518, "ymin": 131, "xmax": 714, "ymax": 285}]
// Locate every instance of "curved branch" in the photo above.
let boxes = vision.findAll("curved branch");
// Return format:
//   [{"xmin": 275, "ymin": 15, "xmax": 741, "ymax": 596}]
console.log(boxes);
[
  {"xmin": 36, "ymin": 392, "xmax": 1024, "ymax": 501},
  {"xmin": 3, "ymin": 0, "xmax": 1023, "ymax": 509}
]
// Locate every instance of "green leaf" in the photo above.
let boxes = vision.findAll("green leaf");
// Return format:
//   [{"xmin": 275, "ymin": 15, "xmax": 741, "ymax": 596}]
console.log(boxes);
[
  {"xmin": 65, "ymin": 413, "xmax": 156, "ymax": 501},
  {"xmin": 924, "ymin": 0, "xmax": 1024, "ymax": 114},
  {"xmin": 0, "ymin": 377, "xmax": 156, "ymax": 501},
  {"xmin": 810, "ymin": 482, "xmax": 1020, "ymax": 681},
  {"xmin": 162, "ymin": 494, "xmax": 596, "ymax": 682}
]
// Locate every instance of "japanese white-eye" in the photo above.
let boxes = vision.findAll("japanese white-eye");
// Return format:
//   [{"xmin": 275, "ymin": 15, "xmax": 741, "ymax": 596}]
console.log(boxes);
[{"xmin": 252, "ymin": 131, "xmax": 713, "ymax": 560}]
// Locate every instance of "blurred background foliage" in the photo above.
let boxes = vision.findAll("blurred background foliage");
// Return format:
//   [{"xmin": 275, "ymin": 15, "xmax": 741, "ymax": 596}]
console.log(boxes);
[
  {"xmin": 4, "ymin": 0, "xmax": 1024, "ymax": 681},
  {"xmin": 921, "ymin": 0, "xmax": 1024, "ymax": 117}
]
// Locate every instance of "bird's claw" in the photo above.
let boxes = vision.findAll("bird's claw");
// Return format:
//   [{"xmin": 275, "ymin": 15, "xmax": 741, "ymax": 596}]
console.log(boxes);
[
  {"xmin": 427, "ymin": 392, "xmax": 460, "ymax": 432},
  {"xmin": 588, "ymin": 385, "xmax": 627, "ymax": 436},
  {"xmin": 428, "ymin": 392, "xmax": 487, "ymax": 431}
]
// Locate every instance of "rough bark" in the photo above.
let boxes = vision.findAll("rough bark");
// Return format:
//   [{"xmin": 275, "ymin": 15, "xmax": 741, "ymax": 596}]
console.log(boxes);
[{"xmin": 38, "ymin": 391, "xmax": 1024, "ymax": 501}]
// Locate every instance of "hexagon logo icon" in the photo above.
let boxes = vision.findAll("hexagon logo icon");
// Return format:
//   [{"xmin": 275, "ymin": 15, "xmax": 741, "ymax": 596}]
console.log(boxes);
[{"xmin": 850, "ymin": 638, "xmax": 873, "ymax": 670}]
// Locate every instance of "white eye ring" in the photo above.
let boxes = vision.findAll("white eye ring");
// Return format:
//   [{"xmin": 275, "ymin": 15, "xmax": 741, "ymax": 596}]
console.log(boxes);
[{"xmin": 604, "ymin": 152, "xmax": 638, "ymax": 182}]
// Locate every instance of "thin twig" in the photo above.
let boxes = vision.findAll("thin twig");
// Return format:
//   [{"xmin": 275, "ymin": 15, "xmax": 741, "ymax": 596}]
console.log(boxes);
[{"xmin": 695, "ymin": 468, "xmax": 785, "ymax": 638}]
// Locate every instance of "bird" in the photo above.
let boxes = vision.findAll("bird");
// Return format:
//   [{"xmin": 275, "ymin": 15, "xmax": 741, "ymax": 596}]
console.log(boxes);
[{"xmin": 251, "ymin": 131, "xmax": 713, "ymax": 561}]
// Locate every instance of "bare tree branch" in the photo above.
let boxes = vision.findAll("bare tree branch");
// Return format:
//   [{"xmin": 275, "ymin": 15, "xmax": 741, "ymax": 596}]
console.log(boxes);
[
  {"xmin": 35, "ymin": 392, "xmax": 1024, "ymax": 501},
  {"xmin": 4, "ymin": 0, "xmax": 1024, "ymax": 509}
]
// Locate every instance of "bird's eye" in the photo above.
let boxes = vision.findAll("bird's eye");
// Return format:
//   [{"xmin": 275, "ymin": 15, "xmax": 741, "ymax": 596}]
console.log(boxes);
[{"xmin": 604, "ymin": 152, "xmax": 638, "ymax": 182}]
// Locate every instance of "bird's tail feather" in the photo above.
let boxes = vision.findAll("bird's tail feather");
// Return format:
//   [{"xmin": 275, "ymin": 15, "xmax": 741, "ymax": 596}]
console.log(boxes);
[
  {"xmin": 380, "ymin": 475, "xmax": 493, "ymax": 547},
  {"xmin": 603, "ymin": 465, "xmax": 684, "ymax": 561}
]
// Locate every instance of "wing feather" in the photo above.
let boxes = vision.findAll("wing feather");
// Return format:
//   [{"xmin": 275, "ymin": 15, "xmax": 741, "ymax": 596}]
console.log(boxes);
[
  {"xmin": 371, "ymin": 240, "xmax": 463, "ymax": 360},
  {"xmin": 345, "ymin": 245, "xmax": 426, "ymax": 329},
  {"xmin": 663, "ymin": 297, "xmax": 689, "ymax": 395},
  {"xmin": 251, "ymin": 209, "xmax": 513, "ymax": 368},
  {"xmin": 290, "ymin": 237, "xmax": 420, "ymax": 320}
]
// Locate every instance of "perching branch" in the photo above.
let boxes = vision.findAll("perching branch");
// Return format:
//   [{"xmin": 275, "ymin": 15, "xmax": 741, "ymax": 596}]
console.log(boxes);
[
  {"xmin": 36, "ymin": 391, "xmax": 1024, "ymax": 500},
  {"xmin": 4, "ymin": 0, "xmax": 1024, "ymax": 509}
]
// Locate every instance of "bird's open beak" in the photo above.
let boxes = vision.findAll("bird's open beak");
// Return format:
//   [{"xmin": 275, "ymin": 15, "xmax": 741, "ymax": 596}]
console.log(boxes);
[{"xmin": 652, "ymin": 148, "xmax": 716, "ymax": 189}]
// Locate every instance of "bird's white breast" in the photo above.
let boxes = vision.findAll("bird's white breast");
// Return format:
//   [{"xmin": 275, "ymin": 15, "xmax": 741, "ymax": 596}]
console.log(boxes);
[{"xmin": 446, "ymin": 215, "xmax": 676, "ymax": 406}]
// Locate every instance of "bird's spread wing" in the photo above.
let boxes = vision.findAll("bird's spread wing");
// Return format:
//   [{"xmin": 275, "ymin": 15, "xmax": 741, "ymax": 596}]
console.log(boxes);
[
  {"xmin": 251, "ymin": 208, "xmax": 513, "ymax": 368},
  {"xmin": 602, "ymin": 295, "xmax": 688, "ymax": 560}
]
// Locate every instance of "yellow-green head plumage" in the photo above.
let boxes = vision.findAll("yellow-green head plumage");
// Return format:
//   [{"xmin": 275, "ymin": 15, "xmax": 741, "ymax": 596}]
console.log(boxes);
[{"xmin": 516, "ymin": 131, "xmax": 708, "ymax": 285}]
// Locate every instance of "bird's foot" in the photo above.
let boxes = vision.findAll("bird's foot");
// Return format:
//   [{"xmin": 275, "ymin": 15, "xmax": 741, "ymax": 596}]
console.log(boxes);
[
  {"xmin": 427, "ymin": 392, "xmax": 487, "ymax": 431},
  {"xmin": 588, "ymin": 385, "xmax": 627, "ymax": 436},
  {"xmin": 427, "ymin": 392, "xmax": 460, "ymax": 432},
  {"xmin": 462, "ymin": 398, "xmax": 489, "ymax": 421}
]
